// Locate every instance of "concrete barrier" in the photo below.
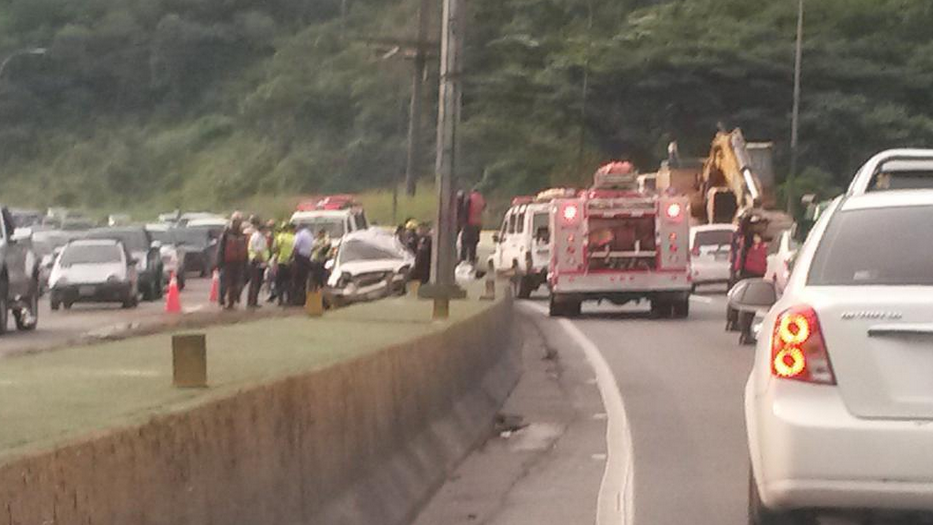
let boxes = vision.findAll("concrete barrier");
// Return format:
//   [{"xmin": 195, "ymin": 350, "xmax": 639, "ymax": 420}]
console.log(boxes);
[{"xmin": 0, "ymin": 297, "xmax": 518, "ymax": 525}]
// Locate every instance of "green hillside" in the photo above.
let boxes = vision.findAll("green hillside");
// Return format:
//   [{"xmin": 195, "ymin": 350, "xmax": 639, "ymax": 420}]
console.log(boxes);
[{"xmin": 0, "ymin": 0, "xmax": 931, "ymax": 215}]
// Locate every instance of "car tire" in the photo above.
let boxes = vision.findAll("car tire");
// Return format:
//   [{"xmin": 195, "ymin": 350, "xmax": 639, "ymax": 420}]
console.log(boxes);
[
  {"xmin": 749, "ymin": 470, "xmax": 815, "ymax": 525},
  {"xmin": 0, "ymin": 278, "xmax": 8, "ymax": 336},
  {"xmin": 50, "ymin": 298, "xmax": 61, "ymax": 311},
  {"xmin": 63, "ymin": 301, "xmax": 73, "ymax": 310},
  {"xmin": 726, "ymin": 306, "xmax": 739, "ymax": 332},
  {"xmin": 516, "ymin": 276, "xmax": 533, "ymax": 299},
  {"xmin": 14, "ymin": 280, "xmax": 39, "ymax": 331}
]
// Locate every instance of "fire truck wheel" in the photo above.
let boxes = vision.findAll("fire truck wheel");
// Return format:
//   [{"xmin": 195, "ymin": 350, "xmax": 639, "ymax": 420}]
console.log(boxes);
[
  {"xmin": 566, "ymin": 300, "xmax": 582, "ymax": 318},
  {"xmin": 548, "ymin": 295, "xmax": 564, "ymax": 317},
  {"xmin": 650, "ymin": 298, "xmax": 671, "ymax": 319},
  {"xmin": 672, "ymin": 297, "xmax": 690, "ymax": 319}
]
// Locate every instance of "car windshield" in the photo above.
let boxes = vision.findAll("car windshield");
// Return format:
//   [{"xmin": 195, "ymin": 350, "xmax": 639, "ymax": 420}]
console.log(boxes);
[
  {"xmin": 694, "ymin": 229, "xmax": 732, "ymax": 248},
  {"xmin": 295, "ymin": 218, "xmax": 345, "ymax": 239},
  {"xmin": 176, "ymin": 228, "xmax": 211, "ymax": 246},
  {"xmin": 339, "ymin": 239, "xmax": 405, "ymax": 263},
  {"xmin": 86, "ymin": 229, "xmax": 149, "ymax": 252},
  {"xmin": 147, "ymin": 229, "xmax": 174, "ymax": 244},
  {"xmin": 808, "ymin": 205, "xmax": 933, "ymax": 286},
  {"xmin": 60, "ymin": 244, "xmax": 122, "ymax": 266}
]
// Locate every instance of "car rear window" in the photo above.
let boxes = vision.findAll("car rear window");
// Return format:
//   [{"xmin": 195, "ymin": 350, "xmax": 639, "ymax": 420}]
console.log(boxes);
[
  {"xmin": 808, "ymin": 205, "xmax": 933, "ymax": 286},
  {"xmin": 61, "ymin": 244, "xmax": 122, "ymax": 265},
  {"xmin": 693, "ymin": 229, "xmax": 732, "ymax": 248}
]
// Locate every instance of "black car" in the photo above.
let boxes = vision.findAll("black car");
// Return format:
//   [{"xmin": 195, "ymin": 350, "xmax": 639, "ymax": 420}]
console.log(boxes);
[
  {"xmin": 84, "ymin": 227, "xmax": 164, "ymax": 301},
  {"xmin": 175, "ymin": 225, "xmax": 221, "ymax": 277}
]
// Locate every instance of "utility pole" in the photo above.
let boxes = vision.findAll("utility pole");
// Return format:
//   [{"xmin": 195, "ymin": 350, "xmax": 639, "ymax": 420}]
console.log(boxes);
[
  {"xmin": 404, "ymin": 0, "xmax": 431, "ymax": 197},
  {"xmin": 428, "ymin": 0, "xmax": 465, "ymax": 318},
  {"xmin": 577, "ymin": 0, "xmax": 593, "ymax": 176},
  {"xmin": 788, "ymin": 0, "xmax": 804, "ymax": 216}
]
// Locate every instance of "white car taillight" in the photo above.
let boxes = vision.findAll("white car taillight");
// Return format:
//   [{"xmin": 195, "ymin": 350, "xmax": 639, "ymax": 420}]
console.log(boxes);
[{"xmin": 771, "ymin": 306, "xmax": 836, "ymax": 385}]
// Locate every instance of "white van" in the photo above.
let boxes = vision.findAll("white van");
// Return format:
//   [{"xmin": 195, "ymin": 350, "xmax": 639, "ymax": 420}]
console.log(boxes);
[{"xmin": 491, "ymin": 198, "xmax": 553, "ymax": 298}]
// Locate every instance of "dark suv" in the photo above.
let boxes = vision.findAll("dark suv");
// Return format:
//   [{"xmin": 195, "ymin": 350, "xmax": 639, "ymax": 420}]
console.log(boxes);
[
  {"xmin": 85, "ymin": 227, "xmax": 164, "ymax": 301},
  {"xmin": 0, "ymin": 207, "xmax": 39, "ymax": 334}
]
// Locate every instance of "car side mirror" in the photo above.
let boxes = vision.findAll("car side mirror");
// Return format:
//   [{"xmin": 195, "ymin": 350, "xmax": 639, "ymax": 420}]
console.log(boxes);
[{"xmin": 728, "ymin": 279, "xmax": 777, "ymax": 312}]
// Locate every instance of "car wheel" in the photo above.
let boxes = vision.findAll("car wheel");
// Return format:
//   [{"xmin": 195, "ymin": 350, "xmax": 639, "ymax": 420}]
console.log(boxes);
[
  {"xmin": 516, "ymin": 276, "xmax": 534, "ymax": 299},
  {"xmin": 0, "ymin": 279, "xmax": 8, "ymax": 335},
  {"xmin": 63, "ymin": 301, "xmax": 73, "ymax": 310},
  {"xmin": 726, "ymin": 306, "xmax": 739, "ymax": 332},
  {"xmin": 50, "ymin": 298, "xmax": 61, "ymax": 311},
  {"xmin": 749, "ymin": 470, "xmax": 815, "ymax": 525},
  {"xmin": 14, "ymin": 281, "xmax": 39, "ymax": 331}
]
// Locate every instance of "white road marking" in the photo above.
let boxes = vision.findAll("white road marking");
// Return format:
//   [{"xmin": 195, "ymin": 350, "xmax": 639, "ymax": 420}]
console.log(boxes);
[
  {"xmin": 689, "ymin": 295, "xmax": 714, "ymax": 304},
  {"xmin": 184, "ymin": 305, "xmax": 206, "ymax": 314},
  {"xmin": 523, "ymin": 302, "xmax": 635, "ymax": 525}
]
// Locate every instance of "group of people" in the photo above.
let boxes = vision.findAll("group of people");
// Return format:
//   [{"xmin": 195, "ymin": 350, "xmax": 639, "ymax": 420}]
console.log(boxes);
[{"xmin": 215, "ymin": 212, "xmax": 333, "ymax": 310}]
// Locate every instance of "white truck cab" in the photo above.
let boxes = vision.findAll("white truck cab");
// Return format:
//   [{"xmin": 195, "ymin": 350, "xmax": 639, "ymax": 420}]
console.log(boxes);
[
  {"xmin": 491, "ymin": 189, "xmax": 576, "ymax": 298},
  {"xmin": 290, "ymin": 195, "xmax": 369, "ymax": 244}
]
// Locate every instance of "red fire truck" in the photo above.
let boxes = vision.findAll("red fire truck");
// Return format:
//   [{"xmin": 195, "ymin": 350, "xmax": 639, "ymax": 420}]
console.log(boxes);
[{"xmin": 548, "ymin": 162, "xmax": 692, "ymax": 318}]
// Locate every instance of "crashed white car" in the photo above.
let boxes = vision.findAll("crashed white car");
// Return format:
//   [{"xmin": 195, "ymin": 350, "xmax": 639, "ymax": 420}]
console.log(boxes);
[{"xmin": 325, "ymin": 230, "xmax": 413, "ymax": 307}]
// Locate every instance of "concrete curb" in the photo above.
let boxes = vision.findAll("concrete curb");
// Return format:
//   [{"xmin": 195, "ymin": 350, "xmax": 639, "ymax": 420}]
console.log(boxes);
[{"xmin": 0, "ymin": 296, "xmax": 518, "ymax": 525}]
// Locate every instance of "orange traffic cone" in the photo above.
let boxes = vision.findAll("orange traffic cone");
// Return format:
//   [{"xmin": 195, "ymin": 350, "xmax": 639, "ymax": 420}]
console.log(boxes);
[
  {"xmin": 209, "ymin": 270, "xmax": 220, "ymax": 303},
  {"xmin": 165, "ymin": 272, "xmax": 182, "ymax": 314}
]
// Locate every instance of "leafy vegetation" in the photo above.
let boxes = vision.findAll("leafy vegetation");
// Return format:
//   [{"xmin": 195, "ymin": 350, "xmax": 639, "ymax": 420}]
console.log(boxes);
[{"xmin": 0, "ymin": 0, "xmax": 930, "ymax": 217}]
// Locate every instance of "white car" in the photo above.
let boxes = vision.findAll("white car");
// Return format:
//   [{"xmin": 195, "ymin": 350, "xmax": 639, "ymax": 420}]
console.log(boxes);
[
  {"xmin": 744, "ymin": 189, "xmax": 933, "ymax": 523},
  {"xmin": 325, "ymin": 229, "xmax": 413, "ymax": 307},
  {"xmin": 765, "ymin": 229, "xmax": 798, "ymax": 295},
  {"xmin": 49, "ymin": 239, "xmax": 139, "ymax": 310},
  {"xmin": 291, "ymin": 208, "xmax": 369, "ymax": 247},
  {"xmin": 689, "ymin": 224, "xmax": 735, "ymax": 290}
]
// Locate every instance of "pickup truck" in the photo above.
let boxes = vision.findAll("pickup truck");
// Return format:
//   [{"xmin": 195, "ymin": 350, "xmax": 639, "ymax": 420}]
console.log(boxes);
[{"xmin": 0, "ymin": 206, "xmax": 40, "ymax": 334}]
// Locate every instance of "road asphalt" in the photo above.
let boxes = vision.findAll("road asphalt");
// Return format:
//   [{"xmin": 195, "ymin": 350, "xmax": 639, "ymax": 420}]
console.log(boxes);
[
  {"xmin": 415, "ymin": 290, "xmax": 897, "ymax": 525},
  {"xmin": 0, "ymin": 277, "xmax": 216, "ymax": 358}
]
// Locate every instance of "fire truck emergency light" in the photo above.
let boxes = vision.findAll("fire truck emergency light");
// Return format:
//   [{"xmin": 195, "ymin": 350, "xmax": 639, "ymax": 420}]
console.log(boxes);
[
  {"xmin": 563, "ymin": 204, "xmax": 579, "ymax": 222},
  {"xmin": 666, "ymin": 203, "xmax": 683, "ymax": 220}
]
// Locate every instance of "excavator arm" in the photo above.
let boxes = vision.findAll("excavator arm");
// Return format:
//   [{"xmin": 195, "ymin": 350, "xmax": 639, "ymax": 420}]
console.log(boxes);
[{"xmin": 699, "ymin": 129, "xmax": 763, "ymax": 223}]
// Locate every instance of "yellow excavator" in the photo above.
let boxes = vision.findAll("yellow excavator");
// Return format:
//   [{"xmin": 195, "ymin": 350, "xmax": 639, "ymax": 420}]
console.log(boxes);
[{"xmin": 699, "ymin": 128, "xmax": 767, "ymax": 224}]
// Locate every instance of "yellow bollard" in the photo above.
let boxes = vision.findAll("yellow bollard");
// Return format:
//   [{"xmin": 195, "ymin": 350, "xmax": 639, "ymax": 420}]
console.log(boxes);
[
  {"xmin": 173, "ymin": 334, "xmax": 207, "ymax": 388},
  {"xmin": 433, "ymin": 297, "xmax": 450, "ymax": 320},
  {"xmin": 305, "ymin": 289, "xmax": 324, "ymax": 317},
  {"xmin": 409, "ymin": 280, "xmax": 422, "ymax": 297}
]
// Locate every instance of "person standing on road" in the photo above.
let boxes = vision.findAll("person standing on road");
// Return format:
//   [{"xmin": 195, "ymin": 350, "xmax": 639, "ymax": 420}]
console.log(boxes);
[
  {"xmin": 411, "ymin": 223, "xmax": 433, "ymax": 284},
  {"xmin": 460, "ymin": 188, "xmax": 485, "ymax": 264},
  {"xmin": 216, "ymin": 212, "xmax": 249, "ymax": 310},
  {"xmin": 292, "ymin": 224, "xmax": 314, "ymax": 305},
  {"xmin": 247, "ymin": 218, "xmax": 271, "ymax": 308},
  {"xmin": 272, "ymin": 222, "xmax": 296, "ymax": 306},
  {"xmin": 309, "ymin": 229, "xmax": 332, "ymax": 291}
]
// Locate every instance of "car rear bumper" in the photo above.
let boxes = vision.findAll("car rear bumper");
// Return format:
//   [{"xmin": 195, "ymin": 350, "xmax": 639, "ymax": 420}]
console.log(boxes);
[
  {"xmin": 749, "ymin": 380, "xmax": 933, "ymax": 512},
  {"xmin": 52, "ymin": 282, "xmax": 132, "ymax": 303},
  {"xmin": 691, "ymin": 262, "xmax": 731, "ymax": 285}
]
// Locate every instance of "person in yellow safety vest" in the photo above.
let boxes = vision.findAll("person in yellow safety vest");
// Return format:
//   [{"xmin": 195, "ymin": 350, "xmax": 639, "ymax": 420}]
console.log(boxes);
[
  {"xmin": 247, "ymin": 217, "xmax": 271, "ymax": 308},
  {"xmin": 309, "ymin": 229, "xmax": 332, "ymax": 291},
  {"xmin": 272, "ymin": 222, "xmax": 296, "ymax": 306}
]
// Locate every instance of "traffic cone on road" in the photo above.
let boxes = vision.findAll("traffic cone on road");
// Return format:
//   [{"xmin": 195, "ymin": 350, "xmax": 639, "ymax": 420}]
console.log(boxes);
[
  {"xmin": 209, "ymin": 270, "xmax": 220, "ymax": 303},
  {"xmin": 165, "ymin": 272, "xmax": 182, "ymax": 314}
]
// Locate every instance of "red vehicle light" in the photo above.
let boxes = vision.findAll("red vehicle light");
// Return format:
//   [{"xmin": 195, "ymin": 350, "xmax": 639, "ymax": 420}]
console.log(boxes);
[
  {"xmin": 666, "ymin": 203, "xmax": 682, "ymax": 220},
  {"xmin": 563, "ymin": 205, "xmax": 579, "ymax": 222},
  {"xmin": 771, "ymin": 306, "xmax": 836, "ymax": 385}
]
